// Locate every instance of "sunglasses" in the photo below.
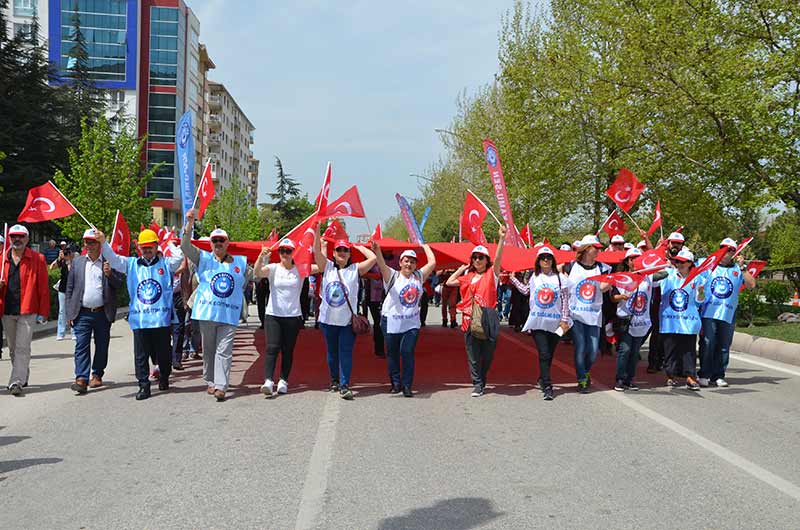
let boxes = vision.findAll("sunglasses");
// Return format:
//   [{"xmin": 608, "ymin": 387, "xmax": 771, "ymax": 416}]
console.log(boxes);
[
  {"xmin": 538, "ymin": 255, "xmax": 554, "ymax": 261},
  {"xmin": 335, "ymin": 247, "xmax": 351, "ymax": 253},
  {"xmin": 471, "ymin": 254, "xmax": 487, "ymax": 261},
  {"xmin": 9, "ymin": 235, "xmax": 25, "ymax": 239},
  {"xmin": 211, "ymin": 238, "xmax": 226, "ymax": 244},
  {"xmin": 278, "ymin": 248, "xmax": 293, "ymax": 255}
]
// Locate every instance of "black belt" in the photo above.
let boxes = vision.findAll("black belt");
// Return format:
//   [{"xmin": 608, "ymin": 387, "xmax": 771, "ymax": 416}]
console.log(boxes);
[{"xmin": 81, "ymin": 306, "xmax": 104, "ymax": 313}]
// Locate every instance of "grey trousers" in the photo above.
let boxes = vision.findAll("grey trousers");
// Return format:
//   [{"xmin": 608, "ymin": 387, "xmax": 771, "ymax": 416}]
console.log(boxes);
[
  {"xmin": 199, "ymin": 320, "xmax": 237, "ymax": 391},
  {"xmin": 3, "ymin": 314, "xmax": 36, "ymax": 387}
]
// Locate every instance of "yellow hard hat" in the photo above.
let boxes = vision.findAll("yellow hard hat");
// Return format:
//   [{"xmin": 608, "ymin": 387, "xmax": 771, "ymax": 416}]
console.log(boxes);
[{"xmin": 138, "ymin": 229, "xmax": 159, "ymax": 245}]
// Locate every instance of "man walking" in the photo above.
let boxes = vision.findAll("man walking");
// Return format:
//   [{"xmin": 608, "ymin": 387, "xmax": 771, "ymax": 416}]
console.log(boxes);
[
  {"xmin": 66, "ymin": 229, "xmax": 124, "ymax": 395},
  {"xmin": 0, "ymin": 225, "xmax": 50, "ymax": 396}
]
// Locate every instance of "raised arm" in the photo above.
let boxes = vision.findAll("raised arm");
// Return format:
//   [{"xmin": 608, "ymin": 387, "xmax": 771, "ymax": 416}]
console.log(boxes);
[
  {"xmin": 419, "ymin": 244, "xmax": 436, "ymax": 282},
  {"xmin": 254, "ymin": 246, "xmax": 274, "ymax": 279},
  {"xmin": 181, "ymin": 208, "xmax": 201, "ymax": 265},
  {"xmin": 95, "ymin": 230, "xmax": 127, "ymax": 274},
  {"xmin": 355, "ymin": 244, "xmax": 377, "ymax": 276},
  {"xmin": 510, "ymin": 275, "xmax": 529, "ymax": 295},
  {"xmin": 312, "ymin": 224, "xmax": 327, "ymax": 272},
  {"xmin": 371, "ymin": 240, "xmax": 392, "ymax": 283},
  {"xmin": 738, "ymin": 255, "xmax": 757, "ymax": 289},
  {"xmin": 493, "ymin": 224, "xmax": 507, "ymax": 277},
  {"xmin": 446, "ymin": 264, "xmax": 468, "ymax": 287}
]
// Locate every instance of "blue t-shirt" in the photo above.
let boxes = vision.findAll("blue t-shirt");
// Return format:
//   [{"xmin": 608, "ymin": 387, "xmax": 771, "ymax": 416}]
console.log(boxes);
[
  {"xmin": 660, "ymin": 268, "xmax": 704, "ymax": 335},
  {"xmin": 192, "ymin": 251, "xmax": 247, "ymax": 326},
  {"xmin": 700, "ymin": 264, "xmax": 744, "ymax": 324}
]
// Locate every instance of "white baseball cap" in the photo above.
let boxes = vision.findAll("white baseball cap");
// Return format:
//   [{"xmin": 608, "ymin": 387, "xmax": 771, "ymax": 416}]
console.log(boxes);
[
  {"xmin": 536, "ymin": 246, "xmax": 555, "ymax": 258},
  {"xmin": 209, "ymin": 228, "xmax": 229, "ymax": 240},
  {"xmin": 8, "ymin": 224, "xmax": 29, "ymax": 237},
  {"xmin": 559, "ymin": 243, "xmax": 572, "ymax": 251},
  {"xmin": 610, "ymin": 235, "xmax": 625, "ymax": 244},
  {"xmin": 625, "ymin": 248, "xmax": 642, "ymax": 259},
  {"xmin": 533, "ymin": 241, "xmax": 544, "ymax": 248},
  {"xmin": 0, "ymin": 235, "xmax": 4, "ymax": 243},
  {"xmin": 82, "ymin": 229, "xmax": 98, "ymax": 240},
  {"xmin": 667, "ymin": 232, "xmax": 685, "ymax": 243},
  {"xmin": 579, "ymin": 234, "xmax": 604, "ymax": 248},
  {"xmin": 471, "ymin": 245, "xmax": 490, "ymax": 257},
  {"xmin": 400, "ymin": 249, "xmax": 418, "ymax": 261},
  {"xmin": 572, "ymin": 240, "xmax": 582, "ymax": 250},
  {"xmin": 624, "ymin": 242, "xmax": 634, "ymax": 250},
  {"xmin": 719, "ymin": 237, "xmax": 737, "ymax": 249},
  {"xmin": 674, "ymin": 247, "xmax": 694, "ymax": 262},
  {"xmin": 278, "ymin": 238, "xmax": 295, "ymax": 250},
  {"xmin": 637, "ymin": 240, "xmax": 647, "ymax": 249}
]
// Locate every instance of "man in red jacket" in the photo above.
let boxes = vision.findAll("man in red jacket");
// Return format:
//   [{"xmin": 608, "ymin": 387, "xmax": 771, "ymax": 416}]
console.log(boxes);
[{"xmin": 0, "ymin": 224, "xmax": 50, "ymax": 396}]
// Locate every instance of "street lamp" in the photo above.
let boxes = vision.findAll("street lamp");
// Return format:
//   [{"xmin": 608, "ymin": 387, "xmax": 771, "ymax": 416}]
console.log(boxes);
[{"xmin": 410, "ymin": 172, "xmax": 433, "ymax": 183}]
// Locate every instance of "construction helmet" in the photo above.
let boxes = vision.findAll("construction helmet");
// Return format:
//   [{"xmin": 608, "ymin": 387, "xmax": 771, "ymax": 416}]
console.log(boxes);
[{"xmin": 138, "ymin": 229, "xmax": 159, "ymax": 246}]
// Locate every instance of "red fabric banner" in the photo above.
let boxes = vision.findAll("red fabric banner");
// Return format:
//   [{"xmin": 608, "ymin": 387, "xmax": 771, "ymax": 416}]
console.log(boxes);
[
  {"xmin": 482, "ymin": 139, "xmax": 524, "ymax": 247},
  {"xmin": 17, "ymin": 181, "xmax": 77, "ymax": 223}
]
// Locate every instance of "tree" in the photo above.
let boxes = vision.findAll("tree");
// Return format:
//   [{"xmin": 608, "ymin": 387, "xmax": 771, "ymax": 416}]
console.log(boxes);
[
  {"xmin": 766, "ymin": 210, "xmax": 800, "ymax": 292},
  {"xmin": 53, "ymin": 117, "xmax": 156, "ymax": 241},
  {"xmin": 64, "ymin": 2, "xmax": 102, "ymax": 129},
  {"xmin": 201, "ymin": 178, "xmax": 265, "ymax": 241},
  {"xmin": 259, "ymin": 195, "xmax": 316, "ymax": 238},
  {"xmin": 268, "ymin": 156, "xmax": 301, "ymax": 209}
]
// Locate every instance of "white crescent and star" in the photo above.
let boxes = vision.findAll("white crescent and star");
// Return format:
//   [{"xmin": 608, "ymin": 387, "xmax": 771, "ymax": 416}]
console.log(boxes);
[
  {"xmin": 31, "ymin": 197, "xmax": 55, "ymax": 213},
  {"xmin": 642, "ymin": 256, "xmax": 661, "ymax": 268},
  {"xmin": 333, "ymin": 202, "xmax": 352, "ymax": 215},
  {"xmin": 201, "ymin": 176, "xmax": 209, "ymax": 198}
]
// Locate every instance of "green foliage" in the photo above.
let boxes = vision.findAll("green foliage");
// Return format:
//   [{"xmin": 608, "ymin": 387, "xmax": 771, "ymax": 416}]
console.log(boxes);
[
  {"xmin": 259, "ymin": 195, "xmax": 316, "ymax": 238},
  {"xmin": 200, "ymin": 178, "xmax": 264, "ymax": 241},
  {"xmin": 762, "ymin": 280, "xmax": 791, "ymax": 316},
  {"xmin": 766, "ymin": 210, "xmax": 800, "ymax": 291},
  {"xmin": 53, "ymin": 117, "xmax": 155, "ymax": 241},
  {"xmin": 268, "ymin": 156, "xmax": 302, "ymax": 208},
  {"xmin": 736, "ymin": 288, "xmax": 759, "ymax": 327}
]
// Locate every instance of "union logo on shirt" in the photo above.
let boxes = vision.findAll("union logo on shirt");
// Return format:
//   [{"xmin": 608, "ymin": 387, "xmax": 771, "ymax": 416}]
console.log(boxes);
[
  {"xmin": 630, "ymin": 292, "xmax": 648, "ymax": 316},
  {"xmin": 137, "ymin": 279, "xmax": 162, "ymax": 305},
  {"xmin": 669, "ymin": 288, "xmax": 689, "ymax": 312},
  {"xmin": 575, "ymin": 280, "xmax": 597, "ymax": 304},
  {"xmin": 710, "ymin": 276, "xmax": 733, "ymax": 299},
  {"xmin": 534, "ymin": 285, "xmax": 557, "ymax": 309},
  {"xmin": 324, "ymin": 281, "xmax": 348, "ymax": 307},
  {"xmin": 399, "ymin": 283, "xmax": 420, "ymax": 308},
  {"xmin": 210, "ymin": 272, "xmax": 235, "ymax": 298}
]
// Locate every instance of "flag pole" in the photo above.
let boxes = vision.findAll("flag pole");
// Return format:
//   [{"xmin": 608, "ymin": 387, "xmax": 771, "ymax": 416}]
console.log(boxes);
[
  {"xmin": 111, "ymin": 210, "xmax": 119, "ymax": 247},
  {"xmin": 192, "ymin": 158, "xmax": 211, "ymax": 210},
  {"xmin": 362, "ymin": 213, "xmax": 372, "ymax": 237},
  {"xmin": 0, "ymin": 223, "xmax": 8, "ymax": 281},
  {"xmin": 49, "ymin": 181, "xmax": 95, "ymax": 230},
  {"xmin": 619, "ymin": 208, "xmax": 643, "ymax": 234},
  {"xmin": 468, "ymin": 189, "xmax": 502, "ymax": 227},
  {"xmin": 595, "ymin": 211, "xmax": 614, "ymax": 237}
]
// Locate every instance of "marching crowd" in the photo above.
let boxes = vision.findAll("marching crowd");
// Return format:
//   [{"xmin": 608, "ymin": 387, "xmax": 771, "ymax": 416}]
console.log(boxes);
[{"xmin": 0, "ymin": 212, "xmax": 755, "ymax": 401}]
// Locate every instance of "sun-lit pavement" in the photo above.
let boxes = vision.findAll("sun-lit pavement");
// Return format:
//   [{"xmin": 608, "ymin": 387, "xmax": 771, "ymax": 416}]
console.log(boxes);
[{"xmin": 1, "ymin": 306, "xmax": 799, "ymax": 529}]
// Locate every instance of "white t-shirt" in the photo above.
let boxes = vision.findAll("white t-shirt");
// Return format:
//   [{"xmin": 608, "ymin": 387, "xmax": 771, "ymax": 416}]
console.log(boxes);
[
  {"xmin": 381, "ymin": 269, "xmax": 423, "ymax": 334},
  {"xmin": 319, "ymin": 261, "xmax": 360, "ymax": 326},
  {"xmin": 265, "ymin": 263, "xmax": 303, "ymax": 317}
]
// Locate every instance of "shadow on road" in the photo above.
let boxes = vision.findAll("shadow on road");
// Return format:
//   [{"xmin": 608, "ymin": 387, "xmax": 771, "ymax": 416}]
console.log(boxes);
[
  {"xmin": 378, "ymin": 497, "xmax": 503, "ymax": 530},
  {"xmin": 0, "ymin": 457, "xmax": 62, "ymax": 475}
]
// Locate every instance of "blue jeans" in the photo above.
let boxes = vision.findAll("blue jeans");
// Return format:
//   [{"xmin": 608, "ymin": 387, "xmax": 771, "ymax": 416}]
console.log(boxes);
[
  {"xmin": 320, "ymin": 323, "xmax": 355, "ymax": 388},
  {"xmin": 616, "ymin": 332, "xmax": 644, "ymax": 384},
  {"xmin": 57, "ymin": 292, "xmax": 68, "ymax": 338},
  {"xmin": 497, "ymin": 285, "xmax": 511, "ymax": 319},
  {"xmin": 72, "ymin": 309, "xmax": 111, "ymax": 381},
  {"xmin": 382, "ymin": 318, "xmax": 419, "ymax": 388},
  {"xmin": 571, "ymin": 320, "xmax": 600, "ymax": 382},
  {"xmin": 699, "ymin": 318, "xmax": 735, "ymax": 380}
]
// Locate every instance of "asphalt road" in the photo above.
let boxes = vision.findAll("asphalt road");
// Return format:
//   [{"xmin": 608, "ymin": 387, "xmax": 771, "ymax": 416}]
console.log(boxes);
[{"xmin": 1, "ymin": 308, "xmax": 799, "ymax": 530}]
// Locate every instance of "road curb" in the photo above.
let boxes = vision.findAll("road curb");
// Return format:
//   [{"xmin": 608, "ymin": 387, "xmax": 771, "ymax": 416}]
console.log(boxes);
[
  {"xmin": 732, "ymin": 331, "xmax": 800, "ymax": 367},
  {"xmin": 2, "ymin": 307, "xmax": 130, "ymax": 346}
]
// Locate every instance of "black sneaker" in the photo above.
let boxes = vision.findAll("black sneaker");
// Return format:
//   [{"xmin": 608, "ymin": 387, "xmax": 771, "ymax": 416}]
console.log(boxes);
[
  {"xmin": 577, "ymin": 380, "xmax": 589, "ymax": 394},
  {"xmin": 543, "ymin": 386, "xmax": 554, "ymax": 401},
  {"xmin": 626, "ymin": 382, "xmax": 639, "ymax": 391},
  {"xmin": 135, "ymin": 385, "xmax": 151, "ymax": 401},
  {"xmin": 9, "ymin": 383, "xmax": 23, "ymax": 396},
  {"xmin": 441, "ymin": 321, "xmax": 448, "ymax": 328},
  {"xmin": 686, "ymin": 377, "xmax": 701, "ymax": 391},
  {"xmin": 402, "ymin": 386, "xmax": 413, "ymax": 398},
  {"xmin": 339, "ymin": 386, "xmax": 354, "ymax": 400},
  {"xmin": 329, "ymin": 380, "xmax": 340, "ymax": 392},
  {"xmin": 158, "ymin": 378, "xmax": 169, "ymax": 391},
  {"xmin": 614, "ymin": 380, "xmax": 626, "ymax": 392},
  {"xmin": 666, "ymin": 378, "xmax": 678, "ymax": 387},
  {"xmin": 450, "ymin": 321, "xmax": 457, "ymax": 328},
  {"xmin": 470, "ymin": 386, "xmax": 483, "ymax": 397},
  {"xmin": 389, "ymin": 384, "xmax": 401, "ymax": 394}
]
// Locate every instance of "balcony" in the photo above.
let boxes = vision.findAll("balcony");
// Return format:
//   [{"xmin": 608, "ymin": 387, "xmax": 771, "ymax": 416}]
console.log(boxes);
[
  {"xmin": 208, "ymin": 95, "xmax": 221, "ymax": 110},
  {"xmin": 208, "ymin": 133, "xmax": 221, "ymax": 147},
  {"xmin": 208, "ymin": 114, "xmax": 221, "ymax": 130}
]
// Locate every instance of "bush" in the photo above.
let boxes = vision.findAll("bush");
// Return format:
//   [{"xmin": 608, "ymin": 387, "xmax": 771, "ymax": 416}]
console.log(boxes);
[
  {"xmin": 762, "ymin": 281, "xmax": 791, "ymax": 318},
  {"xmin": 737, "ymin": 288, "xmax": 760, "ymax": 327}
]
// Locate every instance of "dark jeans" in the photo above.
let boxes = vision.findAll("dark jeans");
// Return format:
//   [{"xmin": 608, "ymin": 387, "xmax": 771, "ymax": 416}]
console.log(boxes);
[
  {"xmin": 464, "ymin": 332, "xmax": 496, "ymax": 388},
  {"xmin": 172, "ymin": 294, "xmax": 186, "ymax": 365},
  {"xmin": 570, "ymin": 320, "xmax": 600, "ymax": 382},
  {"xmin": 133, "ymin": 327, "xmax": 171, "ymax": 386},
  {"xmin": 368, "ymin": 302, "xmax": 385, "ymax": 355},
  {"xmin": 616, "ymin": 333, "xmax": 645, "ymax": 384},
  {"xmin": 532, "ymin": 330, "xmax": 560, "ymax": 387},
  {"xmin": 73, "ymin": 309, "xmax": 111, "ymax": 381},
  {"xmin": 420, "ymin": 292, "xmax": 429, "ymax": 325},
  {"xmin": 648, "ymin": 290, "xmax": 663, "ymax": 370},
  {"xmin": 382, "ymin": 318, "xmax": 419, "ymax": 388},
  {"xmin": 699, "ymin": 318, "xmax": 735, "ymax": 380},
  {"xmin": 662, "ymin": 333, "xmax": 697, "ymax": 378},
  {"xmin": 264, "ymin": 315, "xmax": 303, "ymax": 382},
  {"xmin": 320, "ymin": 323, "xmax": 355, "ymax": 387},
  {"xmin": 256, "ymin": 279, "xmax": 269, "ymax": 326}
]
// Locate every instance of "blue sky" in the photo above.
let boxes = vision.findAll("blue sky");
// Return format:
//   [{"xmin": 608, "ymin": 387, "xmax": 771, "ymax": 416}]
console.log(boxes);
[{"xmin": 193, "ymin": 0, "xmax": 526, "ymax": 237}]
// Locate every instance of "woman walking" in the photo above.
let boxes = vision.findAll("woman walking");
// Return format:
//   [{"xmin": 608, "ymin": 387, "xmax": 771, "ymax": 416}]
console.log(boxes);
[
  {"xmin": 313, "ymin": 230, "xmax": 377, "ymax": 400},
  {"xmin": 445, "ymin": 225, "xmax": 507, "ymax": 398},
  {"xmin": 512, "ymin": 246, "xmax": 570, "ymax": 400},
  {"xmin": 255, "ymin": 238, "xmax": 306, "ymax": 397},
  {"xmin": 373, "ymin": 242, "xmax": 436, "ymax": 397}
]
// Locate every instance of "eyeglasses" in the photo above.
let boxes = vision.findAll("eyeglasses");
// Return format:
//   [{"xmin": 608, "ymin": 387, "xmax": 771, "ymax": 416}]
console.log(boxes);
[
  {"xmin": 278, "ymin": 248, "xmax": 293, "ymax": 255},
  {"xmin": 471, "ymin": 254, "xmax": 486, "ymax": 261},
  {"xmin": 211, "ymin": 238, "xmax": 226, "ymax": 244}
]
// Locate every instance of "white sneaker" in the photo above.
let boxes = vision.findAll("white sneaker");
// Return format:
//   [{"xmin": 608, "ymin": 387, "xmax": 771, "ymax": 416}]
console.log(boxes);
[
  {"xmin": 277, "ymin": 379, "xmax": 288, "ymax": 394},
  {"xmin": 697, "ymin": 377, "xmax": 710, "ymax": 388},
  {"xmin": 56, "ymin": 336, "xmax": 64, "ymax": 341},
  {"xmin": 69, "ymin": 335, "xmax": 76, "ymax": 340},
  {"xmin": 261, "ymin": 379, "xmax": 274, "ymax": 396},
  {"xmin": 715, "ymin": 378, "xmax": 729, "ymax": 387}
]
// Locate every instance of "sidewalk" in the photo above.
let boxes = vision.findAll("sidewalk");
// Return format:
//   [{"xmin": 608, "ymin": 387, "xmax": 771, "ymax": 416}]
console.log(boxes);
[{"xmin": 731, "ymin": 331, "xmax": 800, "ymax": 367}]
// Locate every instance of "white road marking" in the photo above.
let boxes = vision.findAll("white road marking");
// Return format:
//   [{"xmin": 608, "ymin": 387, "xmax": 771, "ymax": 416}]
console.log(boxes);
[
  {"xmin": 729, "ymin": 353, "xmax": 800, "ymax": 378},
  {"xmin": 503, "ymin": 332, "xmax": 800, "ymax": 502},
  {"xmin": 294, "ymin": 393, "xmax": 342, "ymax": 530}
]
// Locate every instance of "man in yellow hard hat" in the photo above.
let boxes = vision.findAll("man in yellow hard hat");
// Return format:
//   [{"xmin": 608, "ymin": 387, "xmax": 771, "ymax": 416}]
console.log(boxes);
[{"xmin": 98, "ymin": 228, "xmax": 184, "ymax": 400}]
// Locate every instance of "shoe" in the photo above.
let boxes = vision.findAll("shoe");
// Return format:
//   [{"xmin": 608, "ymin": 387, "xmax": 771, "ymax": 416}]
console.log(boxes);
[
  {"xmin": 715, "ymin": 378, "xmax": 729, "ymax": 387},
  {"xmin": 442, "ymin": 321, "xmax": 448, "ymax": 328},
  {"xmin": 450, "ymin": 321, "xmax": 457, "ymax": 328},
  {"xmin": 666, "ymin": 378, "xmax": 678, "ymax": 387},
  {"xmin": 577, "ymin": 380, "xmax": 589, "ymax": 394},
  {"xmin": 402, "ymin": 386, "xmax": 413, "ymax": 398},
  {"xmin": 261, "ymin": 379, "xmax": 274, "ymax": 396},
  {"xmin": 89, "ymin": 374, "xmax": 103, "ymax": 388},
  {"xmin": 697, "ymin": 377, "xmax": 710, "ymax": 388},
  {"xmin": 543, "ymin": 386, "xmax": 554, "ymax": 401},
  {"xmin": 339, "ymin": 386, "xmax": 354, "ymax": 400},
  {"xmin": 646, "ymin": 367, "xmax": 659, "ymax": 374},
  {"xmin": 56, "ymin": 336, "xmax": 64, "ymax": 341},
  {"xmin": 329, "ymin": 380, "xmax": 340, "ymax": 392},
  {"xmin": 614, "ymin": 380, "xmax": 626, "ymax": 392},
  {"xmin": 277, "ymin": 379, "xmax": 288, "ymax": 394},
  {"xmin": 181, "ymin": 352, "xmax": 189, "ymax": 362},
  {"xmin": 686, "ymin": 377, "xmax": 701, "ymax": 391},
  {"xmin": 69, "ymin": 335, "xmax": 76, "ymax": 340},
  {"xmin": 585, "ymin": 372, "xmax": 592, "ymax": 387},
  {"xmin": 374, "ymin": 351, "xmax": 386, "ymax": 358},
  {"xmin": 626, "ymin": 382, "xmax": 639, "ymax": 391},
  {"xmin": 136, "ymin": 385, "xmax": 151, "ymax": 400},
  {"xmin": 214, "ymin": 389, "xmax": 226, "ymax": 401},
  {"xmin": 190, "ymin": 353, "xmax": 201, "ymax": 360},
  {"xmin": 172, "ymin": 363, "xmax": 184, "ymax": 371},
  {"xmin": 470, "ymin": 386, "xmax": 483, "ymax": 397},
  {"xmin": 70, "ymin": 378, "xmax": 88, "ymax": 394},
  {"xmin": 207, "ymin": 385, "xmax": 216, "ymax": 395},
  {"xmin": 390, "ymin": 384, "xmax": 401, "ymax": 394},
  {"xmin": 9, "ymin": 383, "xmax": 23, "ymax": 396},
  {"xmin": 158, "ymin": 378, "xmax": 169, "ymax": 391}
]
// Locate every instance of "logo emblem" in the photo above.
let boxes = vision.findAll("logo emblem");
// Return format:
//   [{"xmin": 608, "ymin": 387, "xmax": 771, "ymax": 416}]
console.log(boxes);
[
  {"xmin": 576, "ymin": 280, "xmax": 597, "ymax": 304},
  {"xmin": 710, "ymin": 276, "xmax": 733, "ymax": 299},
  {"xmin": 630, "ymin": 292, "xmax": 648, "ymax": 316},
  {"xmin": 399, "ymin": 284, "xmax": 420, "ymax": 308},
  {"xmin": 534, "ymin": 285, "xmax": 557, "ymax": 309},
  {"xmin": 234, "ymin": 266, "xmax": 241, "ymax": 274},
  {"xmin": 324, "ymin": 281, "xmax": 348, "ymax": 307},
  {"xmin": 485, "ymin": 145, "xmax": 498, "ymax": 167},
  {"xmin": 178, "ymin": 120, "xmax": 191, "ymax": 147},
  {"xmin": 136, "ymin": 279, "xmax": 162, "ymax": 305},
  {"xmin": 158, "ymin": 268, "xmax": 165, "ymax": 275},
  {"xmin": 669, "ymin": 288, "xmax": 689, "ymax": 312},
  {"xmin": 210, "ymin": 272, "xmax": 235, "ymax": 298}
]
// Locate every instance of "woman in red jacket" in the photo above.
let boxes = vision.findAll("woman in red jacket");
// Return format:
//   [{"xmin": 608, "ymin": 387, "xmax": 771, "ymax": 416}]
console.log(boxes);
[{"xmin": 445, "ymin": 225, "xmax": 507, "ymax": 398}]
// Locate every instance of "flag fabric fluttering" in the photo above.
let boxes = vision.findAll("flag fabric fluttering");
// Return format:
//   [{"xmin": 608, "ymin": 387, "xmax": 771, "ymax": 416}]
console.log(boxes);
[
  {"xmin": 482, "ymin": 139, "xmax": 524, "ymax": 247},
  {"xmin": 680, "ymin": 246, "xmax": 730, "ymax": 288},
  {"xmin": 196, "ymin": 160, "xmax": 216, "ymax": 219},
  {"xmin": 325, "ymin": 185, "xmax": 365, "ymax": 218},
  {"xmin": 369, "ymin": 224, "xmax": 382, "ymax": 243},
  {"xmin": 647, "ymin": 200, "xmax": 662, "ymax": 237},
  {"xmin": 519, "ymin": 223, "xmax": 533, "ymax": 247},
  {"xmin": 460, "ymin": 190, "xmax": 489, "ymax": 246},
  {"xmin": 313, "ymin": 162, "xmax": 332, "ymax": 218},
  {"xmin": 266, "ymin": 228, "xmax": 279, "ymax": 245},
  {"xmin": 110, "ymin": 210, "xmax": 130, "ymax": 255},
  {"xmin": 600, "ymin": 210, "xmax": 628, "ymax": 238},
  {"xmin": 17, "ymin": 181, "xmax": 78, "ymax": 223},
  {"xmin": 323, "ymin": 219, "xmax": 348, "ymax": 242},
  {"xmin": 287, "ymin": 215, "xmax": 318, "ymax": 277},
  {"xmin": 606, "ymin": 168, "xmax": 646, "ymax": 212},
  {"xmin": 587, "ymin": 271, "xmax": 645, "ymax": 291},
  {"xmin": 634, "ymin": 247, "xmax": 668, "ymax": 271}
]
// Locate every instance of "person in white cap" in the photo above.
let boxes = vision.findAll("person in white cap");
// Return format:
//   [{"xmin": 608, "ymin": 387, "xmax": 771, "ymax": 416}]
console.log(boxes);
[
  {"xmin": 665, "ymin": 232, "xmax": 685, "ymax": 262},
  {"xmin": 697, "ymin": 238, "xmax": 756, "ymax": 387},
  {"xmin": 562, "ymin": 234, "xmax": 612, "ymax": 393},
  {"xmin": 623, "ymin": 242, "xmax": 634, "ymax": 250},
  {"xmin": 571, "ymin": 240, "xmax": 582, "ymax": 251},
  {"xmin": 559, "ymin": 243, "xmax": 573, "ymax": 252},
  {"xmin": 313, "ymin": 233, "xmax": 377, "ymax": 400},
  {"xmin": 609, "ymin": 234, "xmax": 626, "ymax": 252},
  {"xmin": 512, "ymin": 245, "xmax": 570, "ymax": 401},
  {"xmin": 637, "ymin": 240, "xmax": 648, "ymax": 251},
  {"xmin": 255, "ymin": 238, "xmax": 307, "ymax": 397},
  {"xmin": 0, "ymin": 225, "xmax": 50, "ymax": 395},
  {"xmin": 372, "ymin": 242, "xmax": 436, "ymax": 397},
  {"xmin": 65, "ymin": 228, "xmax": 125, "ymax": 394},
  {"xmin": 445, "ymin": 225, "xmax": 507, "ymax": 398},
  {"xmin": 182, "ymin": 209, "xmax": 251, "ymax": 401},
  {"xmin": 659, "ymin": 247, "xmax": 705, "ymax": 390}
]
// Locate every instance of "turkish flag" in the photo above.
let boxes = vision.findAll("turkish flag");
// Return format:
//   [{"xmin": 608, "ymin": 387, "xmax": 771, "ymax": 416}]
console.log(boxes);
[
  {"xmin": 741, "ymin": 260, "xmax": 766, "ymax": 291},
  {"xmin": 323, "ymin": 219, "xmax": 348, "ymax": 242},
  {"xmin": 634, "ymin": 247, "xmax": 668, "ymax": 271},
  {"xmin": 266, "ymin": 228, "xmax": 279, "ymax": 245},
  {"xmin": 313, "ymin": 162, "xmax": 332, "ymax": 218},
  {"xmin": 197, "ymin": 161, "xmax": 216, "ymax": 219},
  {"xmin": 370, "ymin": 224, "xmax": 382, "ymax": 243},
  {"xmin": 600, "ymin": 210, "xmax": 627, "ymax": 237},
  {"xmin": 519, "ymin": 223, "xmax": 533, "ymax": 247},
  {"xmin": 325, "ymin": 185, "xmax": 365, "ymax": 218},
  {"xmin": 587, "ymin": 271, "xmax": 645, "ymax": 291},
  {"xmin": 647, "ymin": 201, "xmax": 662, "ymax": 237},
  {"xmin": 732, "ymin": 236, "xmax": 754, "ymax": 260},
  {"xmin": 288, "ymin": 215, "xmax": 318, "ymax": 278},
  {"xmin": 461, "ymin": 191, "xmax": 489, "ymax": 246},
  {"xmin": 680, "ymin": 246, "xmax": 730, "ymax": 288},
  {"xmin": 606, "ymin": 168, "xmax": 645, "ymax": 212},
  {"xmin": 110, "ymin": 210, "xmax": 130, "ymax": 255},
  {"xmin": 17, "ymin": 181, "xmax": 78, "ymax": 222}
]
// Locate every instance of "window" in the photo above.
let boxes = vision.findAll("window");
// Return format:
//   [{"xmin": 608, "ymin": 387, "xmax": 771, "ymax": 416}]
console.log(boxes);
[
  {"xmin": 59, "ymin": 0, "xmax": 128, "ymax": 82},
  {"xmin": 149, "ymin": 92, "xmax": 176, "ymax": 108},
  {"xmin": 148, "ymin": 150, "xmax": 174, "ymax": 165},
  {"xmin": 14, "ymin": 0, "xmax": 35, "ymax": 17},
  {"xmin": 13, "ymin": 23, "xmax": 33, "ymax": 40}
]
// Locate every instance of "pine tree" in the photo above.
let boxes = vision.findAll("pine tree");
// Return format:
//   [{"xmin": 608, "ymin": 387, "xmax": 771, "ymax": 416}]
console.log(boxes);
[
  {"xmin": 269, "ymin": 156, "xmax": 301, "ymax": 208},
  {"xmin": 65, "ymin": 2, "xmax": 103, "ymax": 129}
]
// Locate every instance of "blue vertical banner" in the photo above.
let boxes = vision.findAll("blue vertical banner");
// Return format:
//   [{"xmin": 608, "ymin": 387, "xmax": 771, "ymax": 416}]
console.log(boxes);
[
  {"xmin": 176, "ymin": 110, "xmax": 195, "ymax": 222},
  {"xmin": 418, "ymin": 205, "xmax": 432, "ymax": 232},
  {"xmin": 395, "ymin": 193, "xmax": 425, "ymax": 244}
]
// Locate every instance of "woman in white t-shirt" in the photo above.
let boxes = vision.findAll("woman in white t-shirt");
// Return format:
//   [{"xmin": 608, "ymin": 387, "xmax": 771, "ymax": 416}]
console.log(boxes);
[
  {"xmin": 313, "ymin": 230, "xmax": 377, "ymax": 400},
  {"xmin": 373, "ymin": 242, "xmax": 436, "ymax": 397},
  {"xmin": 255, "ymin": 238, "xmax": 311, "ymax": 397}
]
